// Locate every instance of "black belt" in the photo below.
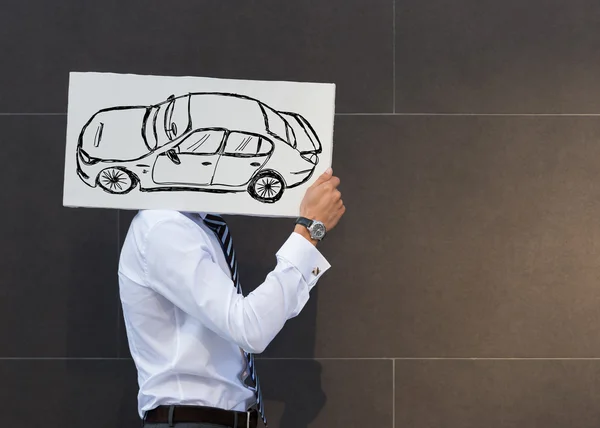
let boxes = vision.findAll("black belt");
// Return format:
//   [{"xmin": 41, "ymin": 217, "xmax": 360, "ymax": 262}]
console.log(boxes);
[{"xmin": 143, "ymin": 405, "xmax": 258, "ymax": 428}]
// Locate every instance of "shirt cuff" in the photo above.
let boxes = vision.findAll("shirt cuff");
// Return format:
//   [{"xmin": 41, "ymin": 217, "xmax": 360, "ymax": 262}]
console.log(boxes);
[{"xmin": 276, "ymin": 232, "xmax": 331, "ymax": 287}]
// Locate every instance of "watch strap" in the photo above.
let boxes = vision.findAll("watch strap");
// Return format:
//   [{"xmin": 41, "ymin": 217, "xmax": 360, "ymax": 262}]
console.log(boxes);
[{"xmin": 295, "ymin": 217, "xmax": 313, "ymax": 228}]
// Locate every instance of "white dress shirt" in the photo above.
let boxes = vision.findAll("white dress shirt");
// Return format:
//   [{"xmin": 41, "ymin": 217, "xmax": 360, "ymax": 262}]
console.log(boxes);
[{"xmin": 118, "ymin": 209, "xmax": 330, "ymax": 418}]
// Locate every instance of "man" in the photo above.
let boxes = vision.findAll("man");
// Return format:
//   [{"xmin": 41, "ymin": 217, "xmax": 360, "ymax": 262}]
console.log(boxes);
[{"xmin": 118, "ymin": 168, "xmax": 345, "ymax": 428}]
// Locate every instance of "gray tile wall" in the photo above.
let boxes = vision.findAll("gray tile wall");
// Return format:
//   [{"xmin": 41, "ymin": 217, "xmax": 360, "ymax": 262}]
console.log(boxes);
[{"xmin": 1, "ymin": 1, "xmax": 599, "ymax": 427}]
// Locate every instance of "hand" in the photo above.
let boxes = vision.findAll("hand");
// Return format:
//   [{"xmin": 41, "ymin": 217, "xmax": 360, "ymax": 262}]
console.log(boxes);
[{"xmin": 296, "ymin": 168, "xmax": 345, "ymax": 243}]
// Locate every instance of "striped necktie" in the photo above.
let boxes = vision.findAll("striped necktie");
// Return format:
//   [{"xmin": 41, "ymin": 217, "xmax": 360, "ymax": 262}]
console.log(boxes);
[{"xmin": 202, "ymin": 213, "xmax": 267, "ymax": 427}]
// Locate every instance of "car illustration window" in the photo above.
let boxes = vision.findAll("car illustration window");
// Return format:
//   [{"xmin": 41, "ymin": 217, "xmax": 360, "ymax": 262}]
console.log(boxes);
[
  {"xmin": 164, "ymin": 96, "xmax": 191, "ymax": 141},
  {"xmin": 178, "ymin": 129, "xmax": 225, "ymax": 154},
  {"xmin": 285, "ymin": 122, "xmax": 297, "ymax": 148},
  {"xmin": 259, "ymin": 104, "xmax": 294, "ymax": 147},
  {"xmin": 224, "ymin": 132, "xmax": 273, "ymax": 157}
]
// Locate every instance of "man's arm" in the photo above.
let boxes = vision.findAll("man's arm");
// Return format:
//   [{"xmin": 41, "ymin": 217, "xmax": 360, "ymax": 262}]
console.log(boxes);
[
  {"xmin": 141, "ymin": 217, "xmax": 329, "ymax": 354},
  {"xmin": 141, "ymin": 168, "xmax": 344, "ymax": 354}
]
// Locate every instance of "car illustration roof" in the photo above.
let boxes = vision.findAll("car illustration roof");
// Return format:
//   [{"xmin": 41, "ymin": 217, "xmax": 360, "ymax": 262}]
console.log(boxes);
[{"xmin": 187, "ymin": 93, "xmax": 287, "ymax": 141}]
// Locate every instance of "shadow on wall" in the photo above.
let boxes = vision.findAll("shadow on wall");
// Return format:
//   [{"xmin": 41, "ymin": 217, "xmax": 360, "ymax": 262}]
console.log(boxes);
[
  {"xmin": 259, "ymin": 341, "xmax": 327, "ymax": 428},
  {"xmin": 64, "ymin": 214, "xmax": 140, "ymax": 426},
  {"xmin": 65, "ymin": 210, "xmax": 119, "ymax": 358},
  {"xmin": 227, "ymin": 215, "xmax": 327, "ymax": 428}
]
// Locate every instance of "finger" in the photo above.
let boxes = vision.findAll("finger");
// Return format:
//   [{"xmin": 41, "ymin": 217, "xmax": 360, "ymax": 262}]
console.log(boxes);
[
  {"xmin": 309, "ymin": 167, "xmax": 333, "ymax": 188},
  {"xmin": 319, "ymin": 176, "xmax": 339, "ymax": 191},
  {"xmin": 332, "ymin": 190, "xmax": 342, "ymax": 201}
]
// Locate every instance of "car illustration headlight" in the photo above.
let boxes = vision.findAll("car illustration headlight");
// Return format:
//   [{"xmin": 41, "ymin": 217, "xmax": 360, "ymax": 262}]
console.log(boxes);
[
  {"xmin": 78, "ymin": 148, "xmax": 100, "ymax": 165},
  {"xmin": 300, "ymin": 153, "xmax": 319, "ymax": 165}
]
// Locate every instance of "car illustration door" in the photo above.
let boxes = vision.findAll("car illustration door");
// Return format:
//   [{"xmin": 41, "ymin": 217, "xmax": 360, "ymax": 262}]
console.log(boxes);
[
  {"xmin": 211, "ymin": 131, "xmax": 274, "ymax": 187},
  {"xmin": 152, "ymin": 129, "xmax": 225, "ymax": 186}
]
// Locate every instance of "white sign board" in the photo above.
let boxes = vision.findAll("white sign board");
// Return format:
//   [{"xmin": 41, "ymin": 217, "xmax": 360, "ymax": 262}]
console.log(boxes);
[{"xmin": 63, "ymin": 72, "xmax": 336, "ymax": 217}]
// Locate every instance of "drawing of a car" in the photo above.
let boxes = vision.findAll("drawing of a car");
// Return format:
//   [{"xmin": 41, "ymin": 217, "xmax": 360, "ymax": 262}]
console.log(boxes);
[{"xmin": 75, "ymin": 92, "xmax": 322, "ymax": 203}]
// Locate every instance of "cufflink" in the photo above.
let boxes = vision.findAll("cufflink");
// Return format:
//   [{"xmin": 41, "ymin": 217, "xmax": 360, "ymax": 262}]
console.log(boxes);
[{"xmin": 312, "ymin": 267, "xmax": 321, "ymax": 276}]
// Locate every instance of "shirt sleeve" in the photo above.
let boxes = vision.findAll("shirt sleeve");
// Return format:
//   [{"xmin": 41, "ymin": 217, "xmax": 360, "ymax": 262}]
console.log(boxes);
[{"xmin": 141, "ymin": 217, "xmax": 330, "ymax": 354}]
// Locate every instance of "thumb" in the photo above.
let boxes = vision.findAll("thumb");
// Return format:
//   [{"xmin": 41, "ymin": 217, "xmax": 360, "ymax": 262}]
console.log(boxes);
[{"xmin": 310, "ymin": 167, "xmax": 333, "ymax": 188}]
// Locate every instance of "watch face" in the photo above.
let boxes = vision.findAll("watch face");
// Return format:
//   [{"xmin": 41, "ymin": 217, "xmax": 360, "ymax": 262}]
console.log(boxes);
[{"xmin": 310, "ymin": 222, "xmax": 326, "ymax": 239}]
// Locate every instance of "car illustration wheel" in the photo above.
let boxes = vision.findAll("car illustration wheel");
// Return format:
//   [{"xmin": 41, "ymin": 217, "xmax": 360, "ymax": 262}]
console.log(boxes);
[
  {"xmin": 96, "ymin": 167, "xmax": 137, "ymax": 194},
  {"xmin": 248, "ymin": 170, "xmax": 285, "ymax": 203}
]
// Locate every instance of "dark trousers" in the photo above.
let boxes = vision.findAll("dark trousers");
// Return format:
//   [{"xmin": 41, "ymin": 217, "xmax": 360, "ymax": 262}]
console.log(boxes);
[{"xmin": 143, "ymin": 424, "xmax": 231, "ymax": 428}]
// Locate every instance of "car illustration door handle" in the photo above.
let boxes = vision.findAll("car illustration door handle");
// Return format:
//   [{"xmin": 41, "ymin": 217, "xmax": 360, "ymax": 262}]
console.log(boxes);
[
  {"xmin": 166, "ymin": 149, "xmax": 181, "ymax": 165},
  {"xmin": 250, "ymin": 162, "xmax": 261, "ymax": 167},
  {"xmin": 202, "ymin": 161, "xmax": 212, "ymax": 166}
]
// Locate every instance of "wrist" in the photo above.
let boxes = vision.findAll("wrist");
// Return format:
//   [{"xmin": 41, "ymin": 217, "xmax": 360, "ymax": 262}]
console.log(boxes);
[{"xmin": 294, "ymin": 224, "xmax": 318, "ymax": 246}]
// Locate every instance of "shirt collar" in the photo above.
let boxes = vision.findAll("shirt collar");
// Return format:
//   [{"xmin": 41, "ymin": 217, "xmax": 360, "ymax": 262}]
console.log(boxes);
[{"xmin": 181, "ymin": 211, "xmax": 210, "ymax": 220}]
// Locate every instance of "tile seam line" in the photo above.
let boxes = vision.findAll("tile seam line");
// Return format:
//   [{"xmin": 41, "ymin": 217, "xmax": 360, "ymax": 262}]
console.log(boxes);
[
  {"xmin": 392, "ymin": 0, "xmax": 396, "ymax": 114},
  {"xmin": 4, "ymin": 357, "xmax": 600, "ymax": 361},
  {"xmin": 392, "ymin": 359, "xmax": 396, "ymax": 428},
  {"xmin": 259, "ymin": 357, "xmax": 600, "ymax": 360},
  {"xmin": 335, "ymin": 113, "xmax": 600, "ymax": 116},
  {"xmin": 3, "ymin": 113, "xmax": 600, "ymax": 117},
  {"xmin": 0, "ymin": 357, "xmax": 134, "ymax": 360}
]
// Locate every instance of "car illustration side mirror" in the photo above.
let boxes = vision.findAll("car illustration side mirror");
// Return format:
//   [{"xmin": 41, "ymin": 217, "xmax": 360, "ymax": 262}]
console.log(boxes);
[{"xmin": 166, "ymin": 149, "xmax": 181, "ymax": 165}]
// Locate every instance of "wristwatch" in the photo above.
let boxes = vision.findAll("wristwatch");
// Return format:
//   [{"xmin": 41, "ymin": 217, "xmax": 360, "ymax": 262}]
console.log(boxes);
[{"xmin": 295, "ymin": 217, "xmax": 327, "ymax": 241}]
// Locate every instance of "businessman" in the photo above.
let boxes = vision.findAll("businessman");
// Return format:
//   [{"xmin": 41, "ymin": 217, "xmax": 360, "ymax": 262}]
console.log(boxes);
[{"xmin": 118, "ymin": 167, "xmax": 345, "ymax": 428}]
